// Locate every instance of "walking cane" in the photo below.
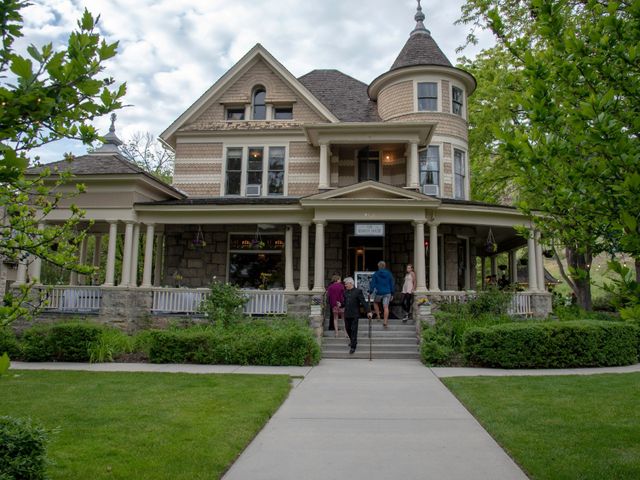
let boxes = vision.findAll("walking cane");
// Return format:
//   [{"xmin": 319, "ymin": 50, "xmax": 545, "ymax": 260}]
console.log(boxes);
[{"xmin": 368, "ymin": 291, "xmax": 372, "ymax": 361}]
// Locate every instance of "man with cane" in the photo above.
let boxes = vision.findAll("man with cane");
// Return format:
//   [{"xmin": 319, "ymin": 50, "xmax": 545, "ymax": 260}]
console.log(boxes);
[{"xmin": 342, "ymin": 277, "xmax": 372, "ymax": 355}]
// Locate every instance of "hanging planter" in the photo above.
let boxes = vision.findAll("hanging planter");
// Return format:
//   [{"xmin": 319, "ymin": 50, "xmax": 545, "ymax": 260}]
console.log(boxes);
[
  {"xmin": 190, "ymin": 226, "xmax": 206, "ymax": 249},
  {"xmin": 543, "ymin": 250, "xmax": 554, "ymax": 259},
  {"xmin": 485, "ymin": 228, "xmax": 498, "ymax": 253},
  {"xmin": 251, "ymin": 225, "xmax": 266, "ymax": 249},
  {"xmin": 498, "ymin": 264, "xmax": 508, "ymax": 271},
  {"xmin": 519, "ymin": 257, "xmax": 528, "ymax": 266}
]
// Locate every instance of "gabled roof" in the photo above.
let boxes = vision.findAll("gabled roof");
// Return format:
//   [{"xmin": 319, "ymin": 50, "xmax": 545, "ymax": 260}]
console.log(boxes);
[
  {"xmin": 298, "ymin": 70, "xmax": 380, "ymax": 122},
  {"xmin": 301, "ymin": 180, "xmax": 440, "ymax": 205},
  {"xmin": 160, "ymin": 44, "xmax": 340, "ymax": 148}
]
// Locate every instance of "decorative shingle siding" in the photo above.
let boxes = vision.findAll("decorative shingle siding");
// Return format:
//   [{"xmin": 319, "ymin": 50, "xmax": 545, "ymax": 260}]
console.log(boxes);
[
  {"xmin": 382, "ymin": 159, "xmax": 407, "ymax": 187},
  {"xmin": 377, "ymin": 80, "xmax": 413, "ymax": 121},
  {"xmin": 338, "ymin": 160, "xmax": 355, "ymax": 186},
  {"xmin": 173, "ymin": 143, "xmax": 223, "ymax": 196},
  {"xmin": 188, "ymin": 59, "xmax": 326, "ymax": 128},
  {"xmin": 288, "ymin": 141, "xmax": 320, "ymax": 195},
  {"xmin": 441, "ymin": 80, "xmax": 451, "ymax": 114},
  {"xmin": 442, "ymin": 142, "xmax": 453, "ymax": 199},
  {"xmin": 389, "ymin": 112, "xmax": 468, "ymax": 142}
]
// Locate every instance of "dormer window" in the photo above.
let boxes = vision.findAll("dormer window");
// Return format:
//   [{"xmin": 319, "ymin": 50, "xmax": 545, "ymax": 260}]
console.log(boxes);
[
  {"xmin": 274, "ymin": 106, "xmax": 293, "ymax": 120},
  {"xmin": 252, "ymin": 87, "xmax": 266, "ymax": 120},
  {"xmin": 452, "ymin": 86, "xmax": 464, "ymax": 116},
  {"xmin": 417, "ymin": 82, "xmax": 437, "ymax": 111},
  {"xmin": 226, "ymin": 107, "xmax": 245, "ymax": 120}
]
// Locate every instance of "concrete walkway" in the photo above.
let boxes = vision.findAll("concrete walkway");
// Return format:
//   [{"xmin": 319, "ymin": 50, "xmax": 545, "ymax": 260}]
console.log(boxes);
[
  {"xmin": 12, "ymin": 360, "xmax": 639, "ymax": 480},
  {"xmin": 223, "ymin": 359, "xmax": 527, "ymax": 480}
]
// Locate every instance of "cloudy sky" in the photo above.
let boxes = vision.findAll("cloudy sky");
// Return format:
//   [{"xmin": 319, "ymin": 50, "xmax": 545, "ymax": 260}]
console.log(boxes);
[{"xmin": 18, "ymin": 0, "xmax": 494, "ymax": 163}]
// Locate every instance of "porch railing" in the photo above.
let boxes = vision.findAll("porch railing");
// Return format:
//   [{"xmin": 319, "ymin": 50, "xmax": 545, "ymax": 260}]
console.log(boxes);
[
  {"xmin": 428, "ymin": 291, "xmax": 533, "ymax": 316},
  {"xmin": 243, "ymin": 290, "xmax": 287, "ymax": 315},
  {"xmin": 42, "ymin": 286, "xmax": 102, "ymax": 312},
  {"xmin": 507, "ymin": 292, "xmax": 532, "ymax": 316},
  {"xmin": 151, "ymin": 288, "xmax": 208, "ymax": 314},
  {"xmin": 150, "ymin": 288, "xmax": 287, "ymax": 315}
]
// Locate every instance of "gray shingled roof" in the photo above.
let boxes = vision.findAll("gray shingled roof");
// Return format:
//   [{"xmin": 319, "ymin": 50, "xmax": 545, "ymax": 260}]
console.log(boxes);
[
  {"xmin": 27, "ymin": 153, "xmax": 147, "ymax": 176},
  {"xmin": 390, "ymin": 31, "xmax": 452, "ymax": 71},
  {"xmin": 298, "ymin": 70, "xmax": 381, "ymax": 122}
]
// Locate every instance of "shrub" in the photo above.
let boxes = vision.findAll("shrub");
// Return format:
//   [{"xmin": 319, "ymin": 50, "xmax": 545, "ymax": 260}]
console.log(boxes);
[
  {"xmin": 0, "ymin": 328, "xmax": 20, "ymax": 357},
  {"xmin": 463, "ymin": 320, "xmax": 639, "ymax": 369},
  {"xmin": 148, "ymin": 319, "xmax": 320, "ymax": 366},
  {"xmin": 420, "ymin": 329, "xmax": 453, "ymax": 365},
  {"xmin": 200, "ymin": 281, "xmax": 247, "ymax": 327},
  {"xmin": 0, "ymin": 416, "xmax": 50, "ymax": 480},
  {"xmin": 21, "ymin": 322, "xmax": 104, "ymax": 362},
  {"xmin": 88, "ymin": 328, "xmax": 133, "ymax": 363}
]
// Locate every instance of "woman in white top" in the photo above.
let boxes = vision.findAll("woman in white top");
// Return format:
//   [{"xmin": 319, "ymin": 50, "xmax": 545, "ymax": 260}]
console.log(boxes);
[{"xmin": 401, "ymin": 264, "xmax": 416, "ymax": 322}]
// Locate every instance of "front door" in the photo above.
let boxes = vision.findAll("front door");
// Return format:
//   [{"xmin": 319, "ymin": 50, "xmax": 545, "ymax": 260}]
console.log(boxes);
[{"xmin": 347, "ymin": 235, "xmax": 384, "ymax": 276}]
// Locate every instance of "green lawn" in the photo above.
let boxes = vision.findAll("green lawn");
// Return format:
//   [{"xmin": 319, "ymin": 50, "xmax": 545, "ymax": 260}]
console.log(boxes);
[
  {"xmin": 443, "ymin": 373, "xmax": 640, "ymax": 480},
  {"xmin": 1, "ymin": 370, "xmax": 291, "ymax": 479}
]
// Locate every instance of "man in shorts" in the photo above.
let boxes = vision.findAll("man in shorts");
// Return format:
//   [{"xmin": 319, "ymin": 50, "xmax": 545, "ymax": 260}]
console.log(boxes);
[{"xmin": 369, "ymin": 260, "xmax": 395, "ymax": 328}]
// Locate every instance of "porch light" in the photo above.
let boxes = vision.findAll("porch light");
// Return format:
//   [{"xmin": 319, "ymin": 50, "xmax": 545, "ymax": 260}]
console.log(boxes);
[{"xmin": 383, "ymin": 151, "xmax": 394, "ymax": 165}]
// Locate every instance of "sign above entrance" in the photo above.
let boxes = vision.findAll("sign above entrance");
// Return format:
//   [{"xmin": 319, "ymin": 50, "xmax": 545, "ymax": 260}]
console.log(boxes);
[{"xmin": 354, "ymin": 223, "xmax": 385, "ymax": 237}]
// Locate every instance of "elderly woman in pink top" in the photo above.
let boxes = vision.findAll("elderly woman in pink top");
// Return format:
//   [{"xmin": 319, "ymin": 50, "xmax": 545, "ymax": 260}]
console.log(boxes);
[{"xmin": 326, "ymin": 275, "xmax": 346, "ymax": 337}]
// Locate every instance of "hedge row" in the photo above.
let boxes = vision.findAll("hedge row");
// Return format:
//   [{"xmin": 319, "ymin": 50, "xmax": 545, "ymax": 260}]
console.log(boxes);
[
  {"xmin": 0, "ymin": 328, "xmax": 20, "ymax": 357},
  {"xmin": 20, "ymin": 322, "xmax": 105, "ymax": 362},
  {"xmin": 148, "ymin": 322, "xmax": 321, "ymax": 366},
  {"xmin": 463, "ymin": 320, "xmax": 640, "ymax": 368},
  {"xmin": 0, "ymin": 416, "xmax": 49, "ymax": 480}
]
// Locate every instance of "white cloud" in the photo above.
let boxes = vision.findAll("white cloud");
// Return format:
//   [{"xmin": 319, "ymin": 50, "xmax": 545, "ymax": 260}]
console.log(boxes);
[{"xmin": 17, "ymin": 0, "xmax": 494, "ymax": 164}]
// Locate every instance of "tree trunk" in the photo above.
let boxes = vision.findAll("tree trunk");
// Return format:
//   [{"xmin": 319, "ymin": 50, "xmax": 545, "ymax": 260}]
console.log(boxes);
[
  {"xmin": 636, "ymin": 258, "xmax": 640, "ymax": 283},
  {"xmin": 566, "ymin": 247, "xmax": 592, "ymax": 310}
]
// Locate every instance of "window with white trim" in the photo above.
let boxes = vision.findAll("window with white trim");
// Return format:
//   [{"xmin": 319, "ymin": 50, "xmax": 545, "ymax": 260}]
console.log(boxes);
[
  {"xmin": 252, "ymin": 87, "xmax": 266, "ymax": 120},
  {"xmin": 417, "ymin": 82, "xmax": 438, "ymax": 111},
  {"xmin": 225, "ymin": 148, "xmax": 242, "ymax": 195},
  {"xmin": 419, "ymin": 146, "xmax": 440, "ymax": 193},
  {"xmin": 226, "ymin": 107, "xmax": 245, "ymax": 120},
  {"xmin": 224, "ymin": 146, "xmax": 287, "ymax": 196},
  {"xmin": 454, "ymin": 149, "xmax": 466, "ymax": 200},
  {"xmin": 273, "ymin": 106, "xmax": 293, "ymax": 119},
  {"xmin": 452, "ymin": 86, "xmax": 464, "ymax": 116}
]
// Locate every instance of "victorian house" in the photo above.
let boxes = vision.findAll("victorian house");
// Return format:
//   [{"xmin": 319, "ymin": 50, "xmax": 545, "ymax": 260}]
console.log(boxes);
[{"xmin": 16, "ymin": 4, "xmax": 552, "ymax": 330}]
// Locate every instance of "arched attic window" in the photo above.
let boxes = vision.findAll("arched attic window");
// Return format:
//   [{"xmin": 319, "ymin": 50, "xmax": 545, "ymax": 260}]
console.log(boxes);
[{"xmin": 252, "ymin": 86, "xmax": 266, "ymax": 120}]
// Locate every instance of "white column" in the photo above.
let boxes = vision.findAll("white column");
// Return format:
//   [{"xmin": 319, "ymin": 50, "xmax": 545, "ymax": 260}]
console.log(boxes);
[
  {"xmin": 285, "ymin": 225, "xmax": 294, "ymax": 292},
  {"xmin": 428, "ymin": 222, "xmax": 440, "ymax": 291},
  {"xmin": 14, "ymin": 256, "xmax": 28, "ymax": 285},
  {"xmin": 527, "ymin": 230, "xmax": 538, "ymax": 292},
  {"xmin": 509, "ymin": 250, "xmax": 518, "ymax": 285},
  {"xmin": 481, "ymin": 256, "xmax": 486, "ymax": 289},
  {"xmin": 93, "ymin": 234, "xmax": 102, "ymax": 268},
  {"xmin": 103, "ymin": 221, "xmax": 118, "ymax": 286},
  {"xmin": 142, "ymin": 224, "xmax": 155, "ymax": 287},
  {"xmin": 464, "ymin": 238, "xmax": 471, "ymax": 290},
  {"xmin": 120, "ymin": 221, "xmax": 134, "ymax": 286},
  {"xmin": 413, "ymin": 220, "xmax": 427, "ymax": 292},
  {"xmin": 75, "ymin": 236, "xmax": 89, "ymax": 285},
  {"xmin": 69, "ymin": 236, "xmax": 81, "ymax": 286},
  {"xmin": 535, "ymin": 231, "xmax": 545, "ymax": 291},
  {"xmin": 153, "ymin": 233, "xmax": 164, "ymax": 286},
  {"xmin": 298, "ymin": 222, "xmax": 310, "ymax": 291},
  {"xmin": 409, "ymin": 141, "xmax": 420, "ymax": 189},
  {"xmin": 319, "ymin": 143, "xmax": 330, "ymax": 189},
  {"xmin": 312, "ymin": 220, "xmax": 326, "ymax": 292},
  {"xmin": 29, "ymin": 223, "xmax": 44, "ymax": 283},
  {"xmin": 129, "ymin": 223, "xmax": 140, "ymax": 287}
]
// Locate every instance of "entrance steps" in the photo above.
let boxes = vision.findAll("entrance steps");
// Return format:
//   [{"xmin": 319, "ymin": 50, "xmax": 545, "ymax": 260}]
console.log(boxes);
[{"xmin": 322, "ymin": 318, "xmax": 420, "ymax": 360}]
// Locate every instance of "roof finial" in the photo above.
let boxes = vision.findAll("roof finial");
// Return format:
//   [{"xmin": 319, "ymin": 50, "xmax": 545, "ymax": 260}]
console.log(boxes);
[
  {"xmin": 411, "ymin": 0, "xmax": 430, "ymax": 36},
  {"xmin": 90, "ymin": 112, "xmax": 123, "ymax": 155},
  {"xmin": 109, "ymin": 113, "xmax": 117, "ymax": 133}
]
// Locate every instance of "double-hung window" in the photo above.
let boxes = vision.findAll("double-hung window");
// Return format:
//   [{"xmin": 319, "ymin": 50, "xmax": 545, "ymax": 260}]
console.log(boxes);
[
  {"xmin": 225, "ymin": 148, "xmax": 243, "ymax": 195},
  {"xmin": 419, "ymin": 146, "xmax": 440, "ymax": 196},
  {"xmin": 452, "ymin": 86, "xmax": 464, "ymax": 116},
  {"xmin": 252, "ymin": 88, "xmax": 266, "ymax": 120},
  {"xmin": 226, "ymin": 107, "xmax": 245, "ymax": 120},
  {"xmin": 225, "ymin": 146, "xmax": 286, "ymax": 196},
  {"xmin": 417, "ymin": 82, "xmax": 438, "ymax": 111},
  {"xmin": 268, "ymin": 147, "xmax": 285, "ymax": 195},
  {"xmin": 273, "ymin": 106, "xmax": 293, "ymax": 119},
  {"xmin": 454, "ymin": 149, "xmax": 466, "ymax": 200}
]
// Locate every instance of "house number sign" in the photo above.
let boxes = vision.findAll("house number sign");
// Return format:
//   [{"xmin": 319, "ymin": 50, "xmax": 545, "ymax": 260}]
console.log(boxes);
[{"xmin": 354, "ymin": 223, "xmax": 385, "ymax": 237}]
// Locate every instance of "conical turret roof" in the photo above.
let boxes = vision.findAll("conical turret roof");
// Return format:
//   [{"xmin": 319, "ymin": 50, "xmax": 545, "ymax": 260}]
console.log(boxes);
[{"xmin": 390, "ymin": 0, "xmax": 452, "ymax": 71}]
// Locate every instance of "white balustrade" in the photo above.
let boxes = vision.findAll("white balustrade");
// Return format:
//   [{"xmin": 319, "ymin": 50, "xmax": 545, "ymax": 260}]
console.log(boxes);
[
  {"xmin": 43, "ymin": 286, "xmax": 102, "ymax": 312},
  {"xmin": 507, "ymin": 292, "xmax": 532, "ymax": 316},
  {"xmin": 150, "ymin": 288, "xmax": 287, "ymax": 315}
]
